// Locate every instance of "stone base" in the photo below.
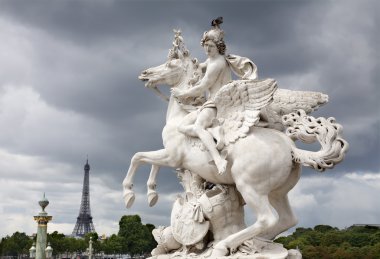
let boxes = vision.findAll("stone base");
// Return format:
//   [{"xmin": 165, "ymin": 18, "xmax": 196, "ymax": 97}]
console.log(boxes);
[{"xmin": 149, "ymin": 240, "xmax": 302, "ymax": 259}]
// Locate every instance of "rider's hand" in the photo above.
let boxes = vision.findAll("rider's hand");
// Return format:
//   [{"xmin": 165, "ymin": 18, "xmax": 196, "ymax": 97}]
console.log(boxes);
[{"xmin": 171, "ymin": 88, "xmax": 186, "ymax": 98}]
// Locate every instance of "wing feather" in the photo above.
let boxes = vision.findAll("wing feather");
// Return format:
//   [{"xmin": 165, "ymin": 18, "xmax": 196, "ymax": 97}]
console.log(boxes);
[
  {"xmin": 214, "ymin": 78, "xmax": 277, "ymax": 145},
  {"xmin": 262, "ymin": 89, "xmax": 329, "ymax": 131}
]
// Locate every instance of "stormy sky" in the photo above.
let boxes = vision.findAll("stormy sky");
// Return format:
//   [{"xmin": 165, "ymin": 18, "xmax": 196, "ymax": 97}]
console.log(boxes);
[{"xmin": 0, "ymin": 0, "xmax": 379, "ymax": 237}]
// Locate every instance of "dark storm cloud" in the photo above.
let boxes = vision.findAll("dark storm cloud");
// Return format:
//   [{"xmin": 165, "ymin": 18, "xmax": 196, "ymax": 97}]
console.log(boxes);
[
  {"xmin": 0, "ymin": 5, "xmax": 330, "ymax": 110},
  {"xmin": 0, "ymin": 0, "xmax": 378, "ymax": 173},
  {"xmin": 0, "ymin": 0, "xmax": 379, "ymax": 235},
  {"xmin": 0, "ymin": 0, "xmax": 329, "ymax": 128},
  {"xmin": 0, "ymin": 0, "xmax": 195, "ymax": 122}
]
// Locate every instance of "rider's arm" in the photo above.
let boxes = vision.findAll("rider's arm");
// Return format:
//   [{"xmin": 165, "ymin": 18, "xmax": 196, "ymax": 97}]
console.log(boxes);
[
  {"xmin": 181, "ymin": 61, "xmax": 221, "ymax": 97},
  {"xmin": 199, "ymin": 61, "xmax": 207, "ymax": 73}
]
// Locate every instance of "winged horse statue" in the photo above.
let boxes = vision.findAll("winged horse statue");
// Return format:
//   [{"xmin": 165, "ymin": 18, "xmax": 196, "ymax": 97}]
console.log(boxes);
[{"xmin": 122, "ymin": 31, "xmax": 348, "ymax": 257}]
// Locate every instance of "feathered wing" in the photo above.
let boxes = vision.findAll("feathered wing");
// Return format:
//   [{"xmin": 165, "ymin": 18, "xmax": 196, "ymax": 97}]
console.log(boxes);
[
  {"xmin": 261, "ymin": 89, "xmax": 329, "ymax": 131},
  {"xmin": 214, "ymin": 78, "xmax": 277, "ymax": 145}
]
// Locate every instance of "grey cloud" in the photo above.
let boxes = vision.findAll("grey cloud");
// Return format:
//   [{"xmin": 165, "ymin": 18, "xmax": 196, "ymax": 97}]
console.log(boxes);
[
  {"xmin": 290, "ymin": 174, "xmax": 380, "ymax": 228},
  {"xmin": 0, "ymin": 0, "xmax": 379, "ymax": 236},
  {"xmin": 0, "ymin": 0, "xmax": 377, "ymax": 174}
]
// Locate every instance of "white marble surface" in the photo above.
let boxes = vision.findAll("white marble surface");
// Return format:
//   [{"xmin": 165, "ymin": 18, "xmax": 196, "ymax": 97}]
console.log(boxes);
[{"xmin": 123, "ymin": 18, "xmax": 348, "ymax": 258}]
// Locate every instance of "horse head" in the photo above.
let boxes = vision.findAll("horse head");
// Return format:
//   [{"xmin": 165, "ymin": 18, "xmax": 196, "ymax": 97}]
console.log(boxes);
[
  {"xmin": 138, "ymin": 32, "xmax": 199, "ymax": 91},
  {"xmin": 139, "ymin": 58, "xmax": 185, "ymax": 89}
]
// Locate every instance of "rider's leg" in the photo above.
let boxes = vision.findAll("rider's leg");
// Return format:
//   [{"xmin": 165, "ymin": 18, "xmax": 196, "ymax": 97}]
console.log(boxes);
[
  {"xmin": 194, "ymin": 108, "xmax": 227, "ymax": 174},
  {"xmin": 178, "ymin": 110, "xmax": 198, "ymax": 137}
]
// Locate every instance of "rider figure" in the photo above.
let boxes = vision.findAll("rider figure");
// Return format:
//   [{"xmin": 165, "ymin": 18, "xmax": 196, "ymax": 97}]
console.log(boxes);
[{"xmin": 172, "ymin": 17, "xmax": 231, "ymax": 175}]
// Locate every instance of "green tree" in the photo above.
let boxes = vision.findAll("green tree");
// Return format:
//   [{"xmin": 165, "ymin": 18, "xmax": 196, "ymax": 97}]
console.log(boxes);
[
  {"xmin": 345, "ymin": 246, "xmax": 364, "ymax": 259},
  {"xmin": 305, "ymin": 231, "xmax": 323, "ymax": 246},
  {"xmin": 347, "ymin": 232, "xmax": 372, "ymax": 247},
  {"xmin": 0, "ymin": 232, "xmax": 32, "ymax": 256},
  {"xmin": 314, "ymin": 225, "xmax": 336, "ymax": 233},
  {"xmin": 48, "ymin": 231, "xmax": 67, "ymax": 256},
  {"xmin": 320, "ymin": 230, "xmax": 344, "ymax": 246},
  {"xmin": 348, "ymin": 225, "xmax": 380, "ymax": 234},
  {"xmin": 118, "ymin": 215, "xmax": 155, "ymax": 256},
  {"xmin": 301, "ymin": 245, "xmax": 320, "ymax": 259},
  {"xmin": 84, "ymin": 232, "xmax": 100, "ymax": 252},
  {"xmin": 101, "ymin": 234, "xmax": 123, "ymax": 254},
  {"xmin": 145, "ymin": 223, "xmax": 158, "ymax": 252},
  {"xmin": 275, "ymin": 224, "xmax": 380, "ymax": 258},
  {"xmin": 333, "ymin": 247, "xmax": 353, "ymax": 259},
  {"xmin": 274, "ymin": 235, "xmax": 295, "ymax": 248},
  {"xmin": 291, "ymin": 227, "xmax": 312, "ymax": 239},
  {"xmin": 62, "ymin": 236, "xmax": 86, "ymax": 255},
  {"xmin": 0, "ymin": 238, "xmax": 3, "ymax": 255},
  {"xmin": 287, "ymin": 237, "xmax": 309, "ymax": 250},
  {"xmin": 370, "ymin": 232, "xmax": 380, "ymax": 245},
  {"xmin": 367, "ymin": 242, "xmax": 380, "ymax": 258}
]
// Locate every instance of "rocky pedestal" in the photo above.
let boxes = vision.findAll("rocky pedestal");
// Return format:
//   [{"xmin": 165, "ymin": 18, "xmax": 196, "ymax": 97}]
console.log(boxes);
[{"xmin": 149, "ymin": 170, "xmax": 302, "ymax": 259}]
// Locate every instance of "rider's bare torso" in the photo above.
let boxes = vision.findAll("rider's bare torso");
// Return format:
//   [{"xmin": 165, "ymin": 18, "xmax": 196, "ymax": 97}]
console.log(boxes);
[{"xmin": 202, "ymin": 56, "xmax": 231, "ymax": 100}]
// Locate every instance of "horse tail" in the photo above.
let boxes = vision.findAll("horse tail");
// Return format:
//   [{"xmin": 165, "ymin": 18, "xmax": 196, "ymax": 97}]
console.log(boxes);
[{"xmin": 282, "ymin": 110, "xmax": 349, "ymax": 172}]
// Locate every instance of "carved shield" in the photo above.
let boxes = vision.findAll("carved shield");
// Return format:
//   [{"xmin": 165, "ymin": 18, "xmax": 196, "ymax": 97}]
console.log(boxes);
[{"xmin": 170, "ymin": 198, "xmax": 209, "ymax": 246}]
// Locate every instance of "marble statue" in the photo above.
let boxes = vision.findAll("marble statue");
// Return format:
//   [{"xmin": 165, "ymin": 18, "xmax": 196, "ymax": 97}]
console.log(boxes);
[{"xmin": 122, "ymin": 17, "xmax": 348, "ymax": 258}]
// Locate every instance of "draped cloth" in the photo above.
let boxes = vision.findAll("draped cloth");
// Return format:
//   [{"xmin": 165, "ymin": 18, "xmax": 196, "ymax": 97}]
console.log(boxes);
[{"xmin": 225, "ymin": 54, "xmax": 258, "ymax": 80}]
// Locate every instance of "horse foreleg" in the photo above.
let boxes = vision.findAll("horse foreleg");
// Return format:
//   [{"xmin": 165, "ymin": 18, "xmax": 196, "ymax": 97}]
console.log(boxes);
[
  {"xmin": 122, "ymin": 149, "xmax": 174, "ymax": 208},
  {"xmin": 147, "ymin": 165, "xmax": 160, "ymax": 207}
]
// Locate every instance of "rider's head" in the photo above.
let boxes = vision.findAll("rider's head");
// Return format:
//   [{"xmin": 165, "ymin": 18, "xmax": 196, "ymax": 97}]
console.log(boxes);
[{"xmin": 201, "ymin": 17, "xmax": 226, "ymax": 55}]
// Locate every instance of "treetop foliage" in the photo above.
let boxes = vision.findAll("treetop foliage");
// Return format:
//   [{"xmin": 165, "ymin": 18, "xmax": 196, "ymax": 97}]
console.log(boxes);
[
  {"xmin": 0, "ymin": 215, "xmax": 156, "ymax": 257},
  {"xmin": 275, "ymin": 225, "xmax": 380, "ymax": 259},
  {"xmin": 2, "ymin": 222, "xmax": 379, "ymax": 258}
]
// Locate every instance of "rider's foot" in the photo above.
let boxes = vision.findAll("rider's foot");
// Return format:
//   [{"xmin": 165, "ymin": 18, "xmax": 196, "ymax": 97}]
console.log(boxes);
[
  {"xmin": 215, "ymin": 128, "xmax": 225, "ymax": 150},
  {"xmin": 215, "ymin": 158, "xmax": 228, "ymax": 175}
]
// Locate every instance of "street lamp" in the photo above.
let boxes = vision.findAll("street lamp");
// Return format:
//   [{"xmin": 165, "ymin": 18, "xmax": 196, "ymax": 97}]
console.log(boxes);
[
  {"xmin": 29, "ymin": 242, "xmax": 36, "ymax": 258},
  {"xmin": 88, "ymin": 237, "xmax": 93, "ymax": 259},
  {"xmin": 45, "ymin": 242, "xmax": 53, "ymax": 259},
  {"xmin": 34, "ymin": 193, "xmax": 52, "ymax": 259}
]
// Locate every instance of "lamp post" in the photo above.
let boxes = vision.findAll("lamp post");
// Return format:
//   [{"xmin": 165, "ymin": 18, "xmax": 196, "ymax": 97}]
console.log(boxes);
[
  {"xmin": 45, "ymin": 242, "xmax": 53, "ymax": 259},
  {"xmin": 88, "ymin": 237, "xmax": 93, "ymax": 259},
  {"xmin": 34, "ymin": 193, "xmax": 53, "ymax": 259},
  {"xmin": 29, "ymin": 242, "xmax": 36, "ymax": 258}
]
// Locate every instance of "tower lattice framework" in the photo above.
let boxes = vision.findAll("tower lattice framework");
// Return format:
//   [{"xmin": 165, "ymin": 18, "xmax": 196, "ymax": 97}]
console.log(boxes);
[{"xmin": 72, "ymin": 160, "xmax": 96, "ymax": 237}]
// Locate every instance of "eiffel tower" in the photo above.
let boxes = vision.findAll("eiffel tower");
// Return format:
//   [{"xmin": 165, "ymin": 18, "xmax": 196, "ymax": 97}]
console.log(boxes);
[{"xmin": 72, "ymin": 159, "xmax": 96, "ymax": 237}]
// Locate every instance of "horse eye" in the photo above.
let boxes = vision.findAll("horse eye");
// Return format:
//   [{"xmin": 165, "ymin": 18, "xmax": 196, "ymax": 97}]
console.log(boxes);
[{"xmin": 168, "ymin": 60, "xmax": 180, "ymax": 68}]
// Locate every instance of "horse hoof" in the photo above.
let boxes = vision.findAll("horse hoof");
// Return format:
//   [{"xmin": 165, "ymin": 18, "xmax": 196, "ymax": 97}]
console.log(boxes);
[
  {"xmin": 123, "ymin": 190, "xmax": 135, "ymax": 208},
  {"xmin": 212, "ymin": 243, "xmax": 229, "ymax": 257},
  {"xmin": 148, "ymin": 191, "xmax": 159, "ymax": 207}
]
